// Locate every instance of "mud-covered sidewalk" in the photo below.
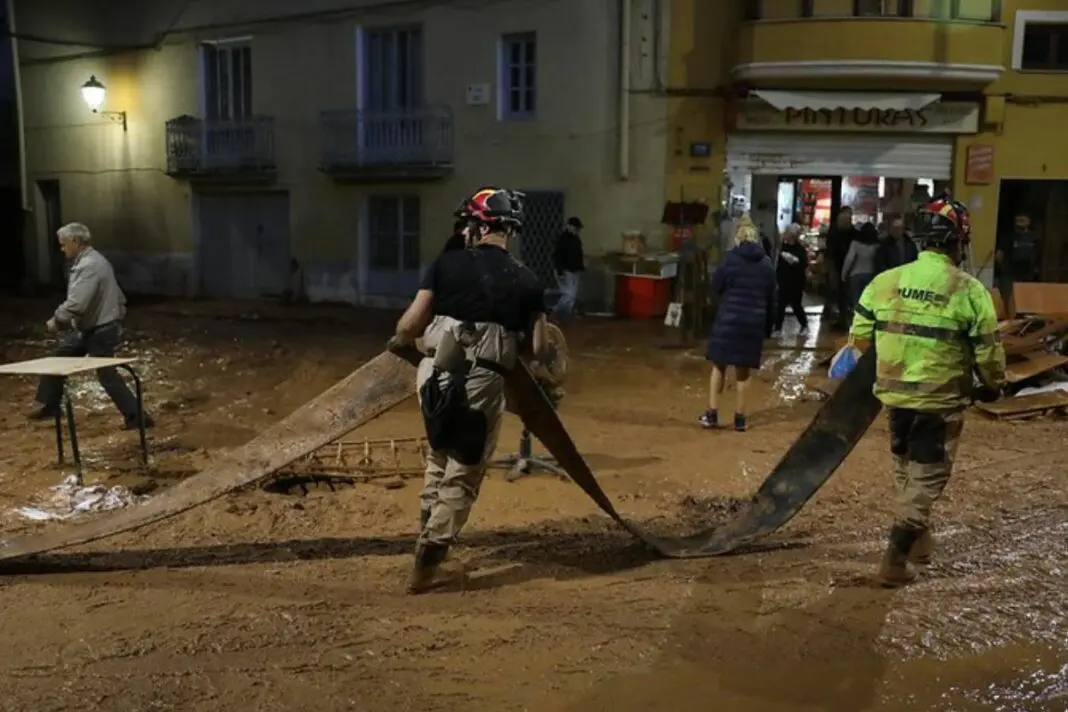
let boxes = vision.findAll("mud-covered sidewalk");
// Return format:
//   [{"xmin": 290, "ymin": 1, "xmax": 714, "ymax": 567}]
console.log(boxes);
[{"xmin": 0, "ymin": 298, "xmax": 1064, "ymax": 711}]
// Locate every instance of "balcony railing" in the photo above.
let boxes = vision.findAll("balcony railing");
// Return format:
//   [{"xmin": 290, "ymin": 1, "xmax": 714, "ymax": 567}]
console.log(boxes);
[
  {"xmin": 165, "ymin": 116, "xmax": 276, "ymax": 177},
  {"xmin": 319, "ymin": 106, "xmax": 453, "ymax": 173},
  {"xmin": 743, "ymin": 0, "xmax": 1001, "ymax": 23}
]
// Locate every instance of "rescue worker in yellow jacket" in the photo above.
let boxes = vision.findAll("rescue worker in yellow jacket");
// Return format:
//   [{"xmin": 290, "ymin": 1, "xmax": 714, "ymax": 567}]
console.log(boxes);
[{"xmin": 848, "ymin": 196, "xmax": 1006, "ymax": 587}]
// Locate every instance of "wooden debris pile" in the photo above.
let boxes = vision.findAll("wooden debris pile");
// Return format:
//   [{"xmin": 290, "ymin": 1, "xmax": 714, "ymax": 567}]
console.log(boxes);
[{"xmin": 976, "ymin": 315, "xmax": 1068, "ymax": 420}]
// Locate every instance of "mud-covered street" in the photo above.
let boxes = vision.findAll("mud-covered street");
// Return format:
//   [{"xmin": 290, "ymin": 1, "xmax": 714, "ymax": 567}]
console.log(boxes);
[{"xmin": 0, "ymin": 298, "xmax": 1064, "ymax": 711}]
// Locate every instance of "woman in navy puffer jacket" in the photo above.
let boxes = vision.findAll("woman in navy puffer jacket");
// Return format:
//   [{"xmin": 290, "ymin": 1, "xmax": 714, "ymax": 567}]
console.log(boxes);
[{"xmin": 700, "ymin": 216, "xmax": 777, "ymax": 432}]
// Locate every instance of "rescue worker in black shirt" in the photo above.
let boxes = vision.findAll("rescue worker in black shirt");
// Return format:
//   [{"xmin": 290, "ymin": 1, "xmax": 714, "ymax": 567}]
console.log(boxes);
[{"xmin": 391, "ymin": 187, "xmax": 550, "ymax": 594}]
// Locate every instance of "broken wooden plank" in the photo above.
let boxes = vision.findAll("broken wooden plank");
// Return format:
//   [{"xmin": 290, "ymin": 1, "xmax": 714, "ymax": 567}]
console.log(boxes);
[
  {"xmin": 975, "ymin": 390, "xmax": 1068, "ymax": 418},
  {"xmin": 1005, "ymin": 353, "xmax": 1068, "ymax": 383},
  {"xmin": 1003, "ymin": 319, "xmax": 1068, "ymax": 356}
]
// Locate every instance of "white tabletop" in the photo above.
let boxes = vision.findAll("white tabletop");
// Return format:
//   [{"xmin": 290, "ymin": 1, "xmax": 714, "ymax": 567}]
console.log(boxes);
[{"xmin": 0, "ymin": 356, "xmax": 138, "ymax": 377}]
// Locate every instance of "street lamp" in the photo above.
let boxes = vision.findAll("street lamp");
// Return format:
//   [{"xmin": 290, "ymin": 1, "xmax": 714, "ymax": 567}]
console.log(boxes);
[{"xmin": 80, "ymin": 75, "xmax": 127, "ymax": 131}]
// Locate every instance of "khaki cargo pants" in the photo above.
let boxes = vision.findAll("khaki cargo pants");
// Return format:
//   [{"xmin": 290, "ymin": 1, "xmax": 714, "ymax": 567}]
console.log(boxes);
[
  {"xmin": 416, "ymin": 357, "xmax": 506, "ymax": 547},
  {"xmin": 887, "ymin": 407, "xmax": 965, "ymax": 531}
]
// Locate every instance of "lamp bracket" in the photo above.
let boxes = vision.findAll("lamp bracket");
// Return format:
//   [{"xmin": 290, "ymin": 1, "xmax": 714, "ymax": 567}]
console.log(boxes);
[{"xmin": 93, "ymin": 109, "xmax": 127, "ymax": 131}]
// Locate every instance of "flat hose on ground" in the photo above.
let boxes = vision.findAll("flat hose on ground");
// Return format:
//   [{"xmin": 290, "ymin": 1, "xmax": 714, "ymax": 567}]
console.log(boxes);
[{"xmin": 0, "ymin": 346, "xmax": 881, "ymax": 564}]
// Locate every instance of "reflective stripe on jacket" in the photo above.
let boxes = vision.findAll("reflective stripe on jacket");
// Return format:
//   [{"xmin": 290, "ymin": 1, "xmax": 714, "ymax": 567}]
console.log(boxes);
[{"xmin": 849, "ymin": 251, "xmax": 1006, "ymax": 411}]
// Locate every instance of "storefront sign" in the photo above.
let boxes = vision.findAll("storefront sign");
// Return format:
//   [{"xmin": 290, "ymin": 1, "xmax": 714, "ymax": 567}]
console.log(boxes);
[
  {"xmin": 965, "ymin": 144, "xmax": 995, "ymax": 184},
  {"xmin": 734, "ymin": 100, "xmax": 980, "ymax": 134}
]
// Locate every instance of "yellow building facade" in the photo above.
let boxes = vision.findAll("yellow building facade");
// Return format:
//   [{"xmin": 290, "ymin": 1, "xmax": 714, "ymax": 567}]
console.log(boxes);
[
  {"xmin": 13, "ymin": 0, "xmax": 669, "ymax": 306},
  {"xmin": 666, "ymin": 0, "xmax": 1068, "ymax": 285}
]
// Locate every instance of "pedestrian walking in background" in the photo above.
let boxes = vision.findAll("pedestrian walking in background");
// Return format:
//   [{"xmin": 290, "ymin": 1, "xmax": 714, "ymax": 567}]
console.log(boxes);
[
  {"xmin": 875, "ymin": 216, "xmax": 918, "ymax": 272},
  {"xmin": 773, "ymin": 223, "xmax": 809, "ymax": 336},
  {"xmin": 552, "ymin": 216, "xmax": 585, "ymax": 319},
  {"xmin": 826, "ymin": 207, "xmax": 860, "ymax": 329},
  {"xmin": 842, "ymin": 222, "xmax": 881, "ymax": 318},
  {"xmin": 700, "ymin": 215, "xmax": 776, "ymax": 432}
]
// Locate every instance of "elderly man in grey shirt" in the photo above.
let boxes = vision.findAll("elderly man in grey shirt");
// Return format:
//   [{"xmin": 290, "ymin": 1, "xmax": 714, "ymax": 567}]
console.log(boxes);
[{"xmin": 29, "ymin": 222, "xmax": 154, "ymax": 429}]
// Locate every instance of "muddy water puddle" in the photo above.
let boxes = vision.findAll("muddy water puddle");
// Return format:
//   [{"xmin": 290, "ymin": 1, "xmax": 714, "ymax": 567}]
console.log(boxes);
[{"xmin": 559, "ymin": 644, "xmax": 1067, "ymax": 711}]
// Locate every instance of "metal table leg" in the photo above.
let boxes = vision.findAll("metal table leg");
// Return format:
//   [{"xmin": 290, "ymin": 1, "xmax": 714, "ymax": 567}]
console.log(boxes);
[
  {"xmin": 54, "ymin": 400, "xmax": 64, "ymax": 464},
  {"xmin": 62, "ymin": 379, "xmax": 83, "ymax": 484},
  {"xmin": 118, "ymin": 364, "xmax": 148, "ymax": 467},
  {"xmin": 493, "ymin": 429, "xmax": 568, "ymax": 482}
]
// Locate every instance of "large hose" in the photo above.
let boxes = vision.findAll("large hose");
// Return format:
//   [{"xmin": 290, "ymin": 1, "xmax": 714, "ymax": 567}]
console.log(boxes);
[{"xmin": 0, "ymin": 345, "xmax": 880, "ymax": 565}]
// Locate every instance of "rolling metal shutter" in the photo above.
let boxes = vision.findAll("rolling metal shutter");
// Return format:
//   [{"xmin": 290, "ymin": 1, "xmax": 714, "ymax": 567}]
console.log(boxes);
[{"xmin": 726, "ymin": 134, "xmax": 954, "ymax": 179}]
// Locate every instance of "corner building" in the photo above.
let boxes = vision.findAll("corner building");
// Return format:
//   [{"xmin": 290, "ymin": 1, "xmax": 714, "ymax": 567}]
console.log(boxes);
[
  {"xmin": 12, "ymin": 0, "xmax": 668, "ymax": 308},
  {"xmin": 667, "ymin": 0, "xmax": 1068, "ymax": 286}
]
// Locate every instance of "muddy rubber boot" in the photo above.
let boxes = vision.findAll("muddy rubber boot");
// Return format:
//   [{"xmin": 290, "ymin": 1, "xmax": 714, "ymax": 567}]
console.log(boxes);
[
  {"xmin": 407, "ymin": 543, "xmax": 449, "ymax": 595},
  {"xmin": 876, "ymin": 525, "xmax": 921, "ymax": 588},
  {"xmin": 909, "ymin": 527, "xmax": 933, "ymax": 566}
]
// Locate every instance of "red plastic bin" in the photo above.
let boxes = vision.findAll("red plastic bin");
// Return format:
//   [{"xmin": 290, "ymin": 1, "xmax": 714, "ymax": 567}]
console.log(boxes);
[{"xmin": 614, "ymin": 274, "xmax": 671, "ymax": 318}]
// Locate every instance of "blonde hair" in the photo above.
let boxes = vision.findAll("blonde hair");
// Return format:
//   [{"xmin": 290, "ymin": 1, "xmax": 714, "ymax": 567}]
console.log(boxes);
[{"xmin": 734, "ymin": 214, "xmax": 759, "ymax": 245}]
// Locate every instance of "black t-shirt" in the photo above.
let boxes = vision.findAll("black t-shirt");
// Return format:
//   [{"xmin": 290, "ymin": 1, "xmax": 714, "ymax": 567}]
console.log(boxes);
[{"xmin": 420, "ymin": 244, "xmax": 546, "ymax": 334}]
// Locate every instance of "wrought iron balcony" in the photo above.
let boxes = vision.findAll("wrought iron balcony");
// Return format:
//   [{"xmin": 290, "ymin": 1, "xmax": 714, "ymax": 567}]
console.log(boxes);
[
  {"xmin": 165, "ymin": 116, "xmax": 276, "ymax": 180},
  {"xmin": 319, "ymin": 106, "xmax": 453, "ymax": 181}
]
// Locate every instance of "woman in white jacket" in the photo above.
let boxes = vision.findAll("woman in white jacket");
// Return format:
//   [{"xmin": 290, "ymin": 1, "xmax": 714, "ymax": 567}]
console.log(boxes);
[{"xmin": 841, "ymin": 222, "xmax": 881, "ymax": 319}]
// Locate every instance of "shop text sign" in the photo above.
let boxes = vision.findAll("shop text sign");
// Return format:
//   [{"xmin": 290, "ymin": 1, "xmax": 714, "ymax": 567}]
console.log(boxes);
[
  {"xmin": 735, "ymin": 101, "xmax": 980, "ymax": 134},
  {"xmin": 965, "ymin": 144, "xmax": 994, "ymax": 184}
]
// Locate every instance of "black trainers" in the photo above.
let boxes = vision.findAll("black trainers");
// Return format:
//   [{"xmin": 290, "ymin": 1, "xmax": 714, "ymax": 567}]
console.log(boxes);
[
  {"xmin": 698, "ymin": 409, "xmax": 719, "ymax": 429},
  {"xmin": 27, "ymin": 406, "xmax": 58, "ymax": 421},
  {"xmin": 734, "ymin": 414, "xmax": 747, "ymax": 432}
]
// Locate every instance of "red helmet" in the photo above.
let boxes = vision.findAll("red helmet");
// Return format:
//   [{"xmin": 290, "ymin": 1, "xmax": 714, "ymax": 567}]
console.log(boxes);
[
  {"xmin": 914, "ymin": 194, "xmax": 970, "ymax": 247},
  {"xmin": 455, "ymin": 187, "xmax": 524, "ymax": 228}
]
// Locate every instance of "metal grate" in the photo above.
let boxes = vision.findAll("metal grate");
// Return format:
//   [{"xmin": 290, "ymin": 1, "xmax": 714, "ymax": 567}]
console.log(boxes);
[{"xmin": 518, "ymin": 190, "xmax": 565, "ymax": 287}]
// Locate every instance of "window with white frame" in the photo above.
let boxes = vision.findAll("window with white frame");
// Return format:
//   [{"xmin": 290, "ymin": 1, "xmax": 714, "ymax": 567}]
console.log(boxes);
[
  {"xmin": 1013, "ymin": 11, "xmax": 1068, "ymax": 70},
  {"xmin": 500, "ymin": 32, "xmax": 536, "ymax": 119},
  {"xmin": 202, "ymin": 41, "xmax": 253, "ymax": 119},
  {"xmin": 368, "ymin": 196, "xmax": 421, "ymax": 271},
  {"xmin": 1021, "ymin": 23, "xmax": 1068, "ymax": 70}
]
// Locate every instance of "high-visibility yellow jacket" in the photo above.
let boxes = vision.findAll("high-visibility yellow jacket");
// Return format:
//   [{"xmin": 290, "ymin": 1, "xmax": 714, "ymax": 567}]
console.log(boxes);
[{"xmin": 849, "ymin": 251, "xmax": 1006, "ymax": 411}]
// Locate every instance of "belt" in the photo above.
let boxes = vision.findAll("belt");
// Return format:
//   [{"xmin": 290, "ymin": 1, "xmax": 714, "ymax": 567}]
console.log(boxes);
[
  {"xmin": 81, "ymin": 320, "xmax": 118, "ymax": 334},
  {"xmin": 424, "ymin": 348, "xmax": 509, "ymax": 377}
]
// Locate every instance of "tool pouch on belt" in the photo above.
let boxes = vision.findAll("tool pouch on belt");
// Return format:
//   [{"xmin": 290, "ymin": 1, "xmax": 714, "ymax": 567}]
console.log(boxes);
[{"xmin": 419, "ymin": 330, "xmax": 490, "ymax": 466}]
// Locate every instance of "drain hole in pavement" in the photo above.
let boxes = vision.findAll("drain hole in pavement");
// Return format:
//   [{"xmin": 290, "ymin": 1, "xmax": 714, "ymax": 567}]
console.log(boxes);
[{"xmin": 262, "ymin": 473, "xmax": 359, "ymax": 496}]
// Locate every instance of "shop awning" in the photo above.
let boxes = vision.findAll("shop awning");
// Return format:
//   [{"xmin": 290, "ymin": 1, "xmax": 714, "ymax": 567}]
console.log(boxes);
[{"xmin": 751, "ymin": 90, "xmax": 941, "ymax": 112}]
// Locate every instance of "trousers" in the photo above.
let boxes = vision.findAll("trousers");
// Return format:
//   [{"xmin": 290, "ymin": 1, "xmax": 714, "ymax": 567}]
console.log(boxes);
[
  {"xmin": 774, "ymin": 288, "xmax": 808, "ymax": 330},
  {"xmin": 416, "ymin": 356, "xmax": 506, "ymax": 547},
  {"xmin": 887, "ymin": 407, "xmax": 964, "ymax": 531},
  {"xmin": 36, "ymin": 322, "xmax": 139, "ymax": 419},
  {"xmin": 554, "ymin": 271, "xmax": 581, "ymax": 316}
]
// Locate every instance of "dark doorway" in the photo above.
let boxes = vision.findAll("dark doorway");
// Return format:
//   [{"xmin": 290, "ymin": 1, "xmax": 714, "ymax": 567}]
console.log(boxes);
[
  {"xmin": 0, "ymin": 187, "xmax": 24, "ymax": 293},
  {"xmin": 36, "ymin": 179, "xmax": 65, "ymax": 291},
  {"xmin": 997, "ymin": 179, "xmax": 1068, "ymax": 283}
]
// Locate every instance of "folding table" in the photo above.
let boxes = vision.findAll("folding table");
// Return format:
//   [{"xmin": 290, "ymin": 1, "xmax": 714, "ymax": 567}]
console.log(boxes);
[{"xmin": 0, "ymin": 356, "xmax": 149, "ymax": 483}]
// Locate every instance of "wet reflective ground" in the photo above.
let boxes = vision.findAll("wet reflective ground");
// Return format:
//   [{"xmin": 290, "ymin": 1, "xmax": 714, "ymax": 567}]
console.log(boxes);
[{"xmin": 0, "ymin": 298, "xmax": 1064, "ymax": 711}]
